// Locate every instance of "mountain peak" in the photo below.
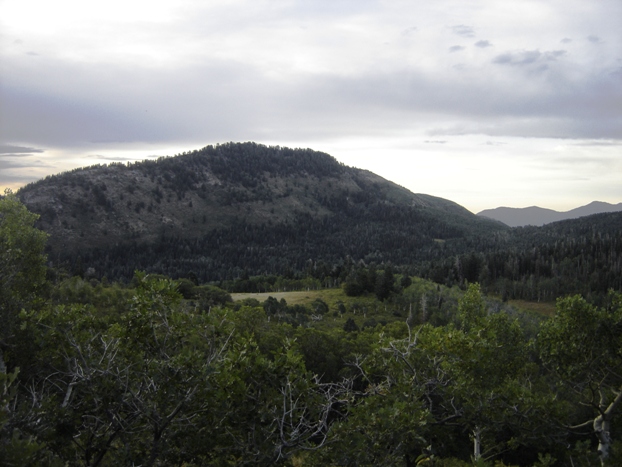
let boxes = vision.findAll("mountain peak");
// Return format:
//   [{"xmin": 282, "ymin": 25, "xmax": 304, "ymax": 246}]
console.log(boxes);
[{"xmin": 17, "ymin": 143, "xmax": 503, "ymax": 281}]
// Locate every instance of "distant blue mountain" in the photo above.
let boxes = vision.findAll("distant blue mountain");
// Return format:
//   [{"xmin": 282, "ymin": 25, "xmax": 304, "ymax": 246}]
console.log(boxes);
[{"xmin": 477, "ymin": 201, "xmax": 622, "ymax": 227}]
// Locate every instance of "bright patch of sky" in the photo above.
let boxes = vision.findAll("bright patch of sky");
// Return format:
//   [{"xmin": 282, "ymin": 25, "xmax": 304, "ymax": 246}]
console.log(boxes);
[{"xmin": 1, "ymin": 0, "xmax": 620, "ymax": 212}]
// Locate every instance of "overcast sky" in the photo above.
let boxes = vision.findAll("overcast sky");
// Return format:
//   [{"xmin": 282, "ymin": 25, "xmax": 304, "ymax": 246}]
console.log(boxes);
[{"xmin": 1, "ymin": 0, "xmax": 621, "ymax": 213}]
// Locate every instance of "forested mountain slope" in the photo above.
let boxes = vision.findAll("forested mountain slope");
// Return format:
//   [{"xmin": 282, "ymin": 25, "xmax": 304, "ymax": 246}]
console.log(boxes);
[
  {"xmin": 424, "ymin": 211, "xmax": 622, "ymax": 303},
  {"xmin": 15, "ymin": 142, "xmax": 622, "ymax": 302},
  {"xmin": 17, "ymin": 142, "xmax": 505, "ymax": 281}
]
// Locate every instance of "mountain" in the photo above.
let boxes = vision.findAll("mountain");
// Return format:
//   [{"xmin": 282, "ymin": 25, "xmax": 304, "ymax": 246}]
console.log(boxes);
[
  {"xmin": 477, "ymin": 201, "xmax": 622, "ymax": 227},
  {"xmin": 13, "ymin": 143, "xmax": 622, "ymax": 302},
  {"xmin": 17, "ymin": 142, "xmax": 506, "ymax": 281}
]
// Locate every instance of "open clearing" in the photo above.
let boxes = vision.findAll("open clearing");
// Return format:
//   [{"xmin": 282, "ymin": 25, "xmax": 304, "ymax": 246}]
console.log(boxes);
[
  {"xmin": 231, "ymin": 289, "xmax": 557, "ymax": 319},
  {"xmin": 231, "ymin": 290, "xmax": 328, "ymax": 305},
  {"xmin": 508, "ymin": 299, "xmax": 556, "ymax": 317}
]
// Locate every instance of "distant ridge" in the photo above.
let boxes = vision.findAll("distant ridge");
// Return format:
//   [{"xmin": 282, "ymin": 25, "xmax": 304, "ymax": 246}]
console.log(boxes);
[{"xmin": 477, "ymin": 201, "xmax": 622, "ymax": 227}]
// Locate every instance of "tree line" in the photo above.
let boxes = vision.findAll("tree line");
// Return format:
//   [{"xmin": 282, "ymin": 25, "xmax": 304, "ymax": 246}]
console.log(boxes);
[{"xmin": 59, "ymin": 208, "xmax": 622, "ymax": 309}]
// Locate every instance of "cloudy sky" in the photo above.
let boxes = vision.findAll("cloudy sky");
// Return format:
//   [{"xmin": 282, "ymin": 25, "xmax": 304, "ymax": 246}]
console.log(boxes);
[{"xmin": 1, "ymin": 0, "xmax": 621, "ymax": 213}]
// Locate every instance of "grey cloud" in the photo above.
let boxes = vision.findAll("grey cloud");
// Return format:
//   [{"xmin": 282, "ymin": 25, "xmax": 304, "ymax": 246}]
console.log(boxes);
[
  {"xmin": 307, "ymin": 65, "xmax": 620, "ymax": 137},
  {"xmin": 0, "ymin": 56, "xmax": 269, "ymax": 148},
  {"xmin": 474, "ymin": 40, "xmax": 492, "ymax": 48},
  {"xmin": 451, "ymin": 25, "xmax": 475, "ymax": 37},
  {"xmin": 0, "ymin": 160, "xmax": 31, "ymax": 170},
  {"xmin": 546, "ymin": 50, "xmax": 566, "ymax": 59},
  {"xmin": 85, "ymin": 154, "xmax": 135, "ymax": 162},
  {"xmin": 1, "ymin": 32, "xmax": 620, "ymax": 157},
  {"xmin": 0, "ymin": 88, "xmax": 155, "ymax": 147},
  {"xmin": 5, "ymin": 60, "xmax": 620, "ymax": 149},
  {"xmin": 449, "ymin": 45, "xmax": 465, "ymax": 53},
  {"xmin": 427, "ymin": 116, "xmax": 622, "ymax": 140},
  {"xmin": 492, "ymin": 49, "xmax": 566, "ymax": 67},
  {"xmin": 0, "ymin": 171, "xmax": 45, "ymax": 186},
  {"xmin": 86, "ymin": 155, "xmax": 122, "ymax": 160},
  {"xmin": 572, "ymin": 140, "xmax": 622, "ymax": 147},
  {"xmin": 2, "ymin": 173, "xmax": 35, "ymax": 182},
  {"xmin": 561, "ymin": 38, "xmax": 572, "ymax": 44},
  {"xmin": 493, "ymin": 50, "xmax": 542, "ymax": 66},
  {"xmin": 424, "ymin": 140, "xmax": 447, "ymax": 144},
  {"xmin": 0, "ymin": 158, "xmax": 49, "ymax": 170},
  {"xmin": 587, "ymin": 35, "xmax": 602, "ymax": 43},
  {"xmin": 0, "ymin": 144, "xmax": 44, "ymax": 154},
  {"xmin": 0, "ymin": 153, "xmax": 42, "ymax": 158}
]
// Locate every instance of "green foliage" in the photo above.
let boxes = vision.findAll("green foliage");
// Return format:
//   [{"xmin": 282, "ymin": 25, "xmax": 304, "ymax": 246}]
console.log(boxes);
[
  {"xmin": 192, "ymin": 283, "xmax": 233, "ymax": 309},
  {"xmin": 310, "ymin": 298, "xmax": 328, "ymax": 315},
  {"xmin": 307, "ymin": 285, "xmax": 563, "ymax": 465},
  {"xmin": 343, "ymin": 266, "xmax": 396, "ymax": 301},
  {"xmin": 539, "ymin": 292, "xmax": 622, "ymax": 405},
  {"xmin": 0, "ymin": 190, "xmax": 48, "ymax": 351},
  {"xmin": 0, "ymin": 368, "xmax": 50, "ymax": 465},
  {"xmin": 18, "ymin": 272, "xmax": 240, "ymax": 465},
  {"xmin": 538, "ymin": 292, "xmax": 622, "ymax": 464},
  {"xmin": 343, "ymin": 317, "xmax": 359, "ymax": 332},
  {"xmin": 458, "ymin": 283, "xmax": 487, "ymax": 332},
  {"xmin": 174, "ymin": 277, "xmax": 196, "ymax": 298}
]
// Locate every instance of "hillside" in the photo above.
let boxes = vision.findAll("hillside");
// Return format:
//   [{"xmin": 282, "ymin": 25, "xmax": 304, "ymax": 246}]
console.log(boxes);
[
  {"xmin": 17, "ymin": 142, "xmax": 505, "ymax": 281},
  {"xmin": 421, "ymin": 211, "xmax": 622, "ymax": 302},
  {"xmin": 477, "ymin": 201, "xmax": 622, "ymax": 227}
]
